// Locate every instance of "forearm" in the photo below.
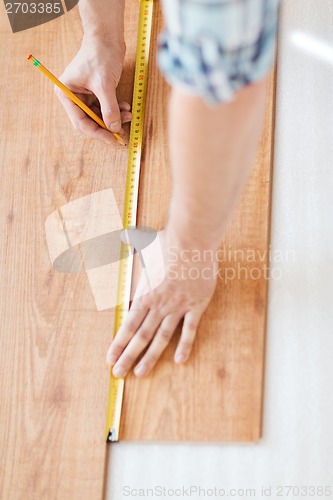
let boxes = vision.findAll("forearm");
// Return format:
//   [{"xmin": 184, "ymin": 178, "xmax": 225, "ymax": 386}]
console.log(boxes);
[
  {"xmin": 167, "ymin": 76, "xmax": 269, "ymax": 250},
  {"xmin": 79, "ymin": 0, "xmax": 125, "ymax": 44}
]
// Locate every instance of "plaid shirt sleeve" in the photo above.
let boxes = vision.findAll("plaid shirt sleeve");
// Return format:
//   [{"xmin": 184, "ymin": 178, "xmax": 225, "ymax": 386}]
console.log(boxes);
[{"xmin": 158, "ymin": 0, "xmax": 281, "ymax": 104}]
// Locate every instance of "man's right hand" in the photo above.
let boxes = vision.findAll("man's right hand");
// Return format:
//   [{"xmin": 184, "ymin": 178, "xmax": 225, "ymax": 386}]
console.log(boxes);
[{"xmin": 55, "ymin": 34, "xmax": 132, "ymax": 145}]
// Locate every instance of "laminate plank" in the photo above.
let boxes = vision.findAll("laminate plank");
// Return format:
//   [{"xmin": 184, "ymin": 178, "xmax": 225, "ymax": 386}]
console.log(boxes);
[
  {"xmin": 120, "ymin": 3, "xmax": 276, "ymax": 442},
  {"xmin": 0, "ymin": 3, "xmax": 139, "ymax": 499}
]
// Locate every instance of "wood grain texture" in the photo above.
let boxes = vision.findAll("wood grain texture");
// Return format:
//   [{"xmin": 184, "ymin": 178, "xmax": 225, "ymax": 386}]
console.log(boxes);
[
  {"xmin": 0, "ymin": 2, "xmax": 138, "ymax": 499},
  {"xmin": 120, "ymin": 3, "xmax": 276, "ymax": 442},
  {"xmin": 0, "ymin": 0, "xmax": 275, "ymax": 497}
]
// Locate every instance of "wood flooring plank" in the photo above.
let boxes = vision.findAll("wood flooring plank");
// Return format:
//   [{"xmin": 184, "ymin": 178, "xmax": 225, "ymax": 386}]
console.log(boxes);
[
  {"xmin": 0, "ymin": 3, "xmax": 139, "ymax": 499},
  {"xmin": 120, "ymin": 3, "xmax": 276, "ymax": 441}
]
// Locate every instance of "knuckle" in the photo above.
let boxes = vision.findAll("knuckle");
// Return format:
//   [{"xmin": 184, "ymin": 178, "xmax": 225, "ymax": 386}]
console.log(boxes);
[
  {"xmin": 140, "ymin": 295, "xmax": 152, "ymax": 309},
  {"xmin": 185, "ymin": 322, "xmax": 198, "ymax": 334},
  {"xmin": 159, "ymin": 327, "xmax": 173, "ymax": 342},
  {"xmin": 104, "ymin": 111, "xmax": 114, "ymax": 122},
  {"xmin": 126, "ymin": 319, "xmax": 138, "ymax": 333},
  {"xmin": 122, "ymin": 352, "xmax": 135, "ymax": 365},
  {"xmin": 137, "ymin": 328, "xmax": 151, "ymax": 343},
  {"xmin": 110, "ymin": 342, "xmax": 125, "ymax": 357}
]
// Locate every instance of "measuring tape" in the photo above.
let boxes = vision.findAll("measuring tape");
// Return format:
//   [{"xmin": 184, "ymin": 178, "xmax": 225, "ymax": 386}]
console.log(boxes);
[{"xmin": 105, "ymin": 0, "xmax": 154, "ymax": 443}]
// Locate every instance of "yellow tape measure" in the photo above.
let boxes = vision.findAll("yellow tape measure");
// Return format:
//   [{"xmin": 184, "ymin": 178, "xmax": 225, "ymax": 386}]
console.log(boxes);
[{"xmin": 105, "ymin": 0, "xmax": 154, "ymax": 443}]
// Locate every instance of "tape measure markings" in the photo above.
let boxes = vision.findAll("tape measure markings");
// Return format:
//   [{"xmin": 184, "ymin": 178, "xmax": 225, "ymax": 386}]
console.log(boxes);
[{"xmin": 105, "ymin": 0, "xmax": 154, "ymax": 443}]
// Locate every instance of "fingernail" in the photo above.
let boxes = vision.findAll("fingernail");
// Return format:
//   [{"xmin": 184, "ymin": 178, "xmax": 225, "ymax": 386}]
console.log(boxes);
[
  {"xmin": 110, "ymin": 120, "xmax": 121, "ymax": 132},
  {"xmin": 175, "ymin": 353, "xmax": 186, "ymax": 364},
  {"xmin": 134, "ymin": 364, "xmax": 147, "ymax": 377}
]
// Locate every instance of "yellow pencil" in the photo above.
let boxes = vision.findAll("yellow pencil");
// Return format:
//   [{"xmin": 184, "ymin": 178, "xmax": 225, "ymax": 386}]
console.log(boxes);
[{"xmin": 27, "ymin": 54, "xmax": 126, "ymax": 146}]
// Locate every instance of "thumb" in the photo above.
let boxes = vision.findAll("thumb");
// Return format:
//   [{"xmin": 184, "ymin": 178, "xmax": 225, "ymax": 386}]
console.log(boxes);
[{"xmin": 96, "ymin": 82, "xmax": 122, "ymax": 133}]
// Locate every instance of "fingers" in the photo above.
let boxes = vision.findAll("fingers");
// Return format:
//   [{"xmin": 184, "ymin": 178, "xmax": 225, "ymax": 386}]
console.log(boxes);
[
  {"xmin": 106, "ymin": 303, "xmax": 149, "ymax": 366},
  {"xmin": 111, "ymin": 309, "xmax": 163, "ymax": 378},
  {"xmin": 95, "ymin": 81, "xmax": 123, "ymax": 134},
  {"xmin": 89, "ymin": 102, "xmax": 132, "ymax": 129},
  {"xmin": 174, "ymin": 308, "xmax": 203, "ymax": 364},
  {"xmin": 120, "ymin": 110, "xmax": 133, "ymax": 124},
  {"xmin": 54, "ymin": 86, "xmax": 118, "ymax": 144},
  {"xmin": 54, "ymin": 85, "xmax": 132, "ymax": 144},
  {"xmin": 107, "ymin": 305, "xmax": 203, "ymax": 377},
  {"xmin": 119, "ymin": 101, "xmax": 131, "ymax": 112},
  {"xmin": 134, "ymin": 313, "xmax": 182, "ymax": 377},
  {"xmin": 107, "ymin": 303, "xmax": 203, "ymax": 377}
]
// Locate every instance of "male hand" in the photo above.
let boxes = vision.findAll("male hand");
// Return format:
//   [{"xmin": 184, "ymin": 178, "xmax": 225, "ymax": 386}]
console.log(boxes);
[{"xmin": 55, "ymin": 35, "xmax": 132, "ymax": 144}]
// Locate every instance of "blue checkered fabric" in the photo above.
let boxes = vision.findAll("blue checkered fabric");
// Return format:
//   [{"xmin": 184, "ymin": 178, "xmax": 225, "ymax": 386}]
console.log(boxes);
[{"xmin": 158, "ymin": 0, "xmax": 281, "ymax": 104}]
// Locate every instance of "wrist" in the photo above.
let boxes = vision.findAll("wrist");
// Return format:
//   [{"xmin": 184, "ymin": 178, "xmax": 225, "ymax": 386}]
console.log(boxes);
[
  {"xmin": 165, "ymin": 222, "xmax": 222, "ymax": 252},
  {"xmin": 167, "ymin": 202, "xmax": 224, "ymax": 251},
  {"xmin": 80, "ymin": 0, "xmax": 125, "ymax": 49},
  {"xmin": 82, "ymin": 31, "xmax": 126, "ymax": 58}
]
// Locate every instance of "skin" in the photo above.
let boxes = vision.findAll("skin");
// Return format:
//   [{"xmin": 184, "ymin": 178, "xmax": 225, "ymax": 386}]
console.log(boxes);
[
  {"xmin": 55, "ymin": 0, "xmax": 131, "ymax": 143},
  {"xmin": 57, "ymin": 0, "xmax": 269, "ymax": 377}
]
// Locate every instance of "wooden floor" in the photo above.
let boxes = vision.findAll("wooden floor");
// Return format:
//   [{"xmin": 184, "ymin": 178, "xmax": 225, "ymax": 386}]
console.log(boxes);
[{"xmin": 0, "ymin": 1, "xmax": 275, "ymax": 499}]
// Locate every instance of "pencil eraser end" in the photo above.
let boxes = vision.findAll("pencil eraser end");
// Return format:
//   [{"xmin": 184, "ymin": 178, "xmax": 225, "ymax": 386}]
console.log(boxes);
[{"xmin": 27, "ymin": 54, "xmax": 32, "ymax": 60}]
